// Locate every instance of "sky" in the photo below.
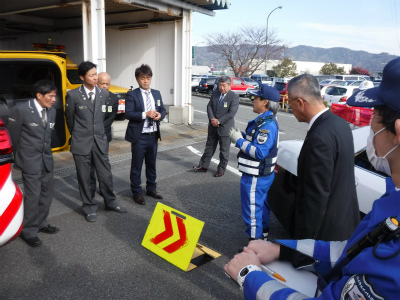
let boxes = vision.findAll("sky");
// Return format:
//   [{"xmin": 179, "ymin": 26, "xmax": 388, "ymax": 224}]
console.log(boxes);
[{"xmin": 192, "ymin": 0, "xmax": 400, "ymax": 55}]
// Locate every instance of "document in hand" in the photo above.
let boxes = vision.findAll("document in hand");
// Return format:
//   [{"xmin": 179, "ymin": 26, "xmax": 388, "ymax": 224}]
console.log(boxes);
[{"xmin": 264, "ymin": 260, "xmax": 318, "ymax": 297}]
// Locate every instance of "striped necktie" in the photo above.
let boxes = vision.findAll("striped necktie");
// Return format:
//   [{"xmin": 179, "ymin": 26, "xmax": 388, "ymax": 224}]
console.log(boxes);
[
  {"xmin": 218, "ymin": 94, "xmax": 225, "ymax": 107},
  {"xmin": 89, "ymin": 92, "xmax": 94, "ymax": 104},
  {"xmin": 41, "ymin": 108, "xmax": 47, "ymax": 126},
  {"xmin": 145, "ymin": 91, "xmax": 153, "ymax": 127}
]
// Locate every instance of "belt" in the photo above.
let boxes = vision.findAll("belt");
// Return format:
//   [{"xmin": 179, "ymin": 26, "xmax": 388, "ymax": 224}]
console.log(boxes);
[{"xmin": 142, "ymin": 132, "xmax": 156, "ymax": 135}]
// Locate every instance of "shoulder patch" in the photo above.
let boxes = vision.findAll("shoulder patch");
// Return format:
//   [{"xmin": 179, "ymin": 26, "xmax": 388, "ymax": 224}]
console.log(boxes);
[
  {"xmin": 256, "ymin": 130, "xmax": 269, "ymax": 144},
  {"xmin": 341, "ymin": 275, "xmax": 386, "ymax": 300}
]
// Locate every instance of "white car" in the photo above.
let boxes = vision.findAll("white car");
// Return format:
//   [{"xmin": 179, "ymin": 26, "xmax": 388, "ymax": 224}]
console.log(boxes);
[
  {"xmin": 323, "ymin": 85, "xmax": 360, "ymax": 106},
  {"xmin": 268, "ymin": 126, "xmax": 386, "ymax": 234}
]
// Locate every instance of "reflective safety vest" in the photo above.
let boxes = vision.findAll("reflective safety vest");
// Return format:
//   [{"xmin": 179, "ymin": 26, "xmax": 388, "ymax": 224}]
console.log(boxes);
[{"xmin": 237, "ymin": 115, "xmax": 279, "ymax": 177}]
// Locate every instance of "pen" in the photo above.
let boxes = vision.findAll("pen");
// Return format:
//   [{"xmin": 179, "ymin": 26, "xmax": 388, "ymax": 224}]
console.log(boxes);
[{"xmin": 261, "ymin": 265, "xmax": 286, "ymax": 282}]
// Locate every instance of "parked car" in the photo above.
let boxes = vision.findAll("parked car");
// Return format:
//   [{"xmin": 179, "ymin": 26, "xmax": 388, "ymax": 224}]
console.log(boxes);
[
  {"xmin": 274, "ymin": 78, "xmax": 290, "ymax": 100},
  {"xmin": 239, "ymin": 77, "xmax": 259, "ymax": 88},
  {"xmin": 338, "ymin": 80, "xmax": 363, "ymax": 86},
  {"xmin": 230, "ymin": 77, "xmax": 255, "ymax": 96},
  {"xmin": 323, "ymin": 86, "xmax": 360, "ymax": 106},
  {"xmin": 0, "ymin": 106, "xmax": 24, "ymax": 246},
  {"xmin": 268, "ymin": 126, "xmax": 386, "ymax": 234},
  {"xmin": 319, "ymin": 79, "xmax": 343, "ymax": 87},
  {"xmin": 250, "ymin": 74, "xmax": 271, "ymax": 86},
  {"xmin": 320, "ymin": 85, "xmax": 335, "ymax": 97},
  {"xmin": 191, "ymin": 76, "xmax": 201, "ymax": 92},
  {"xmin": 313, "ymin": 75, "xmax": 337, "ymax": 82},
  {"xmin": 198, "ymin": 77, "xmax": 219, "ymax": 94},
  {"xmin": 335, "ymin": 75, "xmax": 370, "ymax": 81}
]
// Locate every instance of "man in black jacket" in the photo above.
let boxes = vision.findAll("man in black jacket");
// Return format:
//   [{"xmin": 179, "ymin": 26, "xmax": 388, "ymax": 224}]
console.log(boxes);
[{"xmin": 286, "ymin": 74, "xmax": 360, "ymax": 241}]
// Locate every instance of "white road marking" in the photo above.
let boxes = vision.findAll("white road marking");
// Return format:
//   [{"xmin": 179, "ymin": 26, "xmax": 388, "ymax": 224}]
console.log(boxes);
[{"xmin": 187, "ymin": 145, "xmax": 242, "ymax": 176}]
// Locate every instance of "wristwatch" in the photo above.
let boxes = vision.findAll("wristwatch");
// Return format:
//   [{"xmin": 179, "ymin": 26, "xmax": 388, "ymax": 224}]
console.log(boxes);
[{"xmin": 237, "ymin": 265, "xmax": 261, "ymax": 290}]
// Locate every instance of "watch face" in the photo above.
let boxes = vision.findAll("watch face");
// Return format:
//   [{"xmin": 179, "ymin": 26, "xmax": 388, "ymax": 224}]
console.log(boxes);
[{"xmin": 240, "ymin": 267, "xmax": 249, "ymax": 277}]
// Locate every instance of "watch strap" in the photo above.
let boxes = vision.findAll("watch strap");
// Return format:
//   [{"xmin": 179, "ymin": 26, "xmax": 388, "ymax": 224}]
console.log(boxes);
[{"xmin": 237, "ymin": 264, "xmax": 262, "ymax": 290}]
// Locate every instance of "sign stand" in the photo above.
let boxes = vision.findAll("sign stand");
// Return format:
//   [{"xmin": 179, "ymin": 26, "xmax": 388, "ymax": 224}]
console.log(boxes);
[{"xmin": 142, "ymin": 202, "xmax": 221, "ymax": 271}]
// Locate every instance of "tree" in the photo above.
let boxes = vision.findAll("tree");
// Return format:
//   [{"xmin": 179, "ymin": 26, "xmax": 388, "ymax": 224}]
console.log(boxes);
[
  {"xmin": 350, "ymin": 67, "xmax": 371, "ymax": 76},
  {"xmin": 204, "ymin": 26, "xmax": 286, "ymax": 77},
  {"xmin": 272, "ymin": 58, "xmax": 297, "ymax": 77},
  {"xmin": 319, "ymin": 63, "xmax": 345, "ymax": 75}
]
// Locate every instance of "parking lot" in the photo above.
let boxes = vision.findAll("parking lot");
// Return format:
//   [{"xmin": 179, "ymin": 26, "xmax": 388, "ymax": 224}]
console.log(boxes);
[{"xmin": 1, "ymin": 95, "xmax": 307, "ymax": 300}]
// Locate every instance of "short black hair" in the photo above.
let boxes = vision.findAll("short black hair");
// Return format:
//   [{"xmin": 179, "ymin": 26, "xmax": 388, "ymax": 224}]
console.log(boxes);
[
  {"xmin": 135, "ymin": 64, "xmax": 153, "ymax": 78},
  {"xmin": 34, "ymin": 80, "xmax": 57, "ymax": 95},
  {"xmin": 78, "ymin": 61, "xmax": 97, "ymax": 77},
  {"xmin": 375, "ymin": 105, "xmax": 400, "ymax": 135}
]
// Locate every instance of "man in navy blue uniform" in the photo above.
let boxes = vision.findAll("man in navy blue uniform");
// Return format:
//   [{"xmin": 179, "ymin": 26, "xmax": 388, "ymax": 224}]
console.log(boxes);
[
  {"xmin": 125, "ymin": 64, "xmax": 166, "ymax": 205},
  {"xmin": 224, "ymin": 57, "xmax": 400, "ymax": 300},
  {"xmin": 229, "ymin": 84, "xmax": 281, "ymax": 241}
]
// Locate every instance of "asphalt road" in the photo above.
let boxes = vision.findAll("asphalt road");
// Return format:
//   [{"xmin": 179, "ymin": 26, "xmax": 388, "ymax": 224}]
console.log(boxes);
[{"xmin": 1, "ymin": 95, "xmax": 308, "ymax": 300}]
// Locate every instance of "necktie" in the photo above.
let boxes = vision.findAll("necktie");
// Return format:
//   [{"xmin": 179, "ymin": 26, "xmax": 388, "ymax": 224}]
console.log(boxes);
[
  {"xmin": 145, "ymin": 91, "xmax": 153, "ymax": 127},
  {"xmin": 89, "ymin": 92, "xmax": 94, "ymax": 104},
  {"xmin": 41, "ymin": 108, "xmax": 47, "ymax": 126},
  {"xmin": 218, "ymin": 94, "xmax": 225, "ymax": 107}
]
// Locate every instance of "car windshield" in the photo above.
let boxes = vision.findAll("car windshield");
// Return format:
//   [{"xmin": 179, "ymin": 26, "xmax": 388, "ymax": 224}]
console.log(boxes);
[
  {"xmin": 320, "ymin": 80, "xmax": 331, "ymax": 84},
  {"xmin": 339, "ymin": 80, "xmax": 358, "ymax": 86},
  {"xmin": 326, "ymin": 87, "xmax": 347, "ymax": 95}
]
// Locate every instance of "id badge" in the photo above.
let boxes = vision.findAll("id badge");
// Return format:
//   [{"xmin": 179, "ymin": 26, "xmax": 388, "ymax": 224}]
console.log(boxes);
[
  {"xmin": 157, "ymin": 100, "xmax": 161, "ymax": 107},
  {"xmin": 224, "ymin": 102, "xmax": 227, "ymax": 108},
  {"xmin": 102, "ymin": 105, "xmax": 106, "ymax": 112},
  {"xmin": 108, "ymin": 106, "xmax": 112, "ymax": 113}
]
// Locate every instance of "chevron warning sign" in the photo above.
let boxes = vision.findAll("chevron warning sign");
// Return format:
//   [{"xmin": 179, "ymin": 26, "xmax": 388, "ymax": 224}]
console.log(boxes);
[{"xmin": 142, "ymin": 203, "xmax": 219, "ymax": 271}]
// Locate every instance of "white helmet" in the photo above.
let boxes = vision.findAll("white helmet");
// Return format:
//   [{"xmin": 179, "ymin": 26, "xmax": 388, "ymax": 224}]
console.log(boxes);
[{"xmin": 359, "ymin": 80, "xmax": 374, "ymax": 90}]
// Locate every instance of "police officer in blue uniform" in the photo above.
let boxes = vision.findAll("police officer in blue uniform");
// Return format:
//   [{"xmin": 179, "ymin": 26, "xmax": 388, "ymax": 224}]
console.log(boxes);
[
  {"xmin": 229, "ymin": 84, "xmax": 281, "ymax": 240},
  {"xmin": 224, "ymin": 57, "xmax": 400, "ymax": 300}
]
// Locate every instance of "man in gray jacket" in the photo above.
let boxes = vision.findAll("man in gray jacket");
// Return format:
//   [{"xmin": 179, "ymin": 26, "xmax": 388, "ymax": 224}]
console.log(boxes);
[
  {"xmin": 193, "ymin": 76, "xmax": 239, "ymax": 177},
  {"xmin": 9, "ymin": 80, "xmax": 59, "ymax": 247},
  {"xmin": 65, "ymin": 61, "xmax": 127, "ymax": 222}
]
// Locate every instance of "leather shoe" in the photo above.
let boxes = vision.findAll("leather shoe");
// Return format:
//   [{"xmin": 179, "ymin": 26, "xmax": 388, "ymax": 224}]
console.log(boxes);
[
  {"xmin": 146, "ymin": 190, "xmax": 163, "ymax": 199},
  {"xmin": 133, "ymin": 194, "xmax": 146, "ymax": 205},
  {"xmin": 215, "ymin": 170, "xmax": 224, "ymax": 177},
  {"xmin": 193, "ymin": 166, "xmax": 207, "ymax": 172},
  {"xmin": 21, "ymin": 236, "xmax": 42, "ymax": 247},
  {"xmin": 39, "ymin": 225, "xmax": 59, "ymax": 234},
  {"xmin": 85, "ymin": 213, "xmax": 97, "ymax": 222},
  {"xmin": 105, "ymin": 205, "xmax": 127, "ymax": 213}
]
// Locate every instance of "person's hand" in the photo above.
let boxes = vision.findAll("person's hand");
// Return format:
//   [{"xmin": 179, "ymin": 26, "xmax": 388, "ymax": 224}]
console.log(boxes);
[
  {"xmin": 153, "ymin": 112, "xmax": 161, "ymax": 121},
  {"xmin": 229, "ymin": 127, "xmax": 242, "ymax": 143},
  {"xmin": 247, "ymin": 240, "xmax": 280, "ymax": 265},
  {"xmin": 211, "ymin": 118, "xmax": 219, "ymax": 127},
  {"xmin": 224, "ymin": 247, "xmax": 261, "ymax": 282},
  {"xmin": 146, "ymin": 110, "xmax": 157, "ymax": 119}
]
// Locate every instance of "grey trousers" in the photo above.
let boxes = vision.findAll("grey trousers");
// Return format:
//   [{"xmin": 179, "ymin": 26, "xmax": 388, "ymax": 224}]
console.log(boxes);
[
  {"xmin": 199, "ymin": 129, "xmax": 231, "ymax": 171},
  {"xmin": 21, "ymin": 167, "xmax": 53, "ymax": 239}
]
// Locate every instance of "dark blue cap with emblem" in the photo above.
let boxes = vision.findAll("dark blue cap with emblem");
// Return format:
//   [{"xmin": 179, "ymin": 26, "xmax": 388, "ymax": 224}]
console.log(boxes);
[
  {"xmin": 249, "ymin": 84, "xmax": 280, "ymax": 102},
  {"xmin": 347, "ymin": 57, "xmax": 400, "ymax": 112}
]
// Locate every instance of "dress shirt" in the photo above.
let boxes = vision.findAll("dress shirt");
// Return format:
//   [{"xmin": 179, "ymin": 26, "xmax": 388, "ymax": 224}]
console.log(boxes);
[
  {"xmin": 83, "ymin": 85, "xmax": 96, "ymax": 100},
  {"xmin": 308, "ymin": 107, "xmax": 329, "ymax": 130},
  {"xmin": 34, "ymin": 99, "xmax": 47, "ymax": 123},
  {"xmin": 140, "ymin": 88, "xmax": 157, "ymax": 133}
]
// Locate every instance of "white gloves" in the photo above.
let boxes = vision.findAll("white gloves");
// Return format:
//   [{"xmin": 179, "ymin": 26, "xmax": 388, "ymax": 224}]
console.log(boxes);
[{"xmin": 229, "ymin": 127, "xmax": 243, "ymax": 143}]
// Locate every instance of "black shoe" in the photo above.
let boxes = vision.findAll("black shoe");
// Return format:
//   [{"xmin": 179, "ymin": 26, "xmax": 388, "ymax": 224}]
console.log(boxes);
[
  {"xmin": 21, "ymin": 236, "xmax": 42, "ymax": 247},
  {"xmin": 85, "ymin": 213, "xmax": 97, "ymax": 222},
  {"xmin": 39, "ymin": 225, "xmax": 59, "ymax": 234},
  {"xmin": 133, "ymin": 194, "xmax": 146, "ymax": 205},
  {"xmin": 193, "ymin": 166, "xmax": 207, "ymax": 172},
  {"xmin": 105, "ymin": 205, "xmax": 127, "ymax": 213},
  {"xmin": 146, "ymin": 190, "xmax": 163, "ymax": 199},
  {"xmin": 214, "ymin": 170, "xmax": 224, "ymax": 177}
]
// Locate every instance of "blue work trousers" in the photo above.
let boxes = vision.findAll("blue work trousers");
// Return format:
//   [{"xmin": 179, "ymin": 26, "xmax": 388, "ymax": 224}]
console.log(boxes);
[{"xmin": 240, "ymin": 173, "xmax": 274, "ymax": 239}]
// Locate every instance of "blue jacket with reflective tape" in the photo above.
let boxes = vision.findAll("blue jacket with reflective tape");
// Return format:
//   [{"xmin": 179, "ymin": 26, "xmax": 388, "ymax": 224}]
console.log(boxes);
[
  {"xmin": 243, "ymin": 177, "xmax": 400, "ymax": 300},
  {"xmin": 236, "ymin": 111, "xmax": 278, "ymax": 177}
]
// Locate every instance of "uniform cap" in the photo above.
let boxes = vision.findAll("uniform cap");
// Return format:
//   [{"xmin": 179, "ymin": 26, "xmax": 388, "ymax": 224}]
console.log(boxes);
[
  {"xmin": 347, "ymin": 57, "xmax": 400, "ymax": 112},
  {"xmin": 249, "ymin": 84, "xmax": 280, "ymax": 102}
]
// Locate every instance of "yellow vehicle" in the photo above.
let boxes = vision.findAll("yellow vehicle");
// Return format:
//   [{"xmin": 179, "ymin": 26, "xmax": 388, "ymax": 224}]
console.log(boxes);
[{"xmin": 0, "ymin": 43, "xmax": 129, "ymax": 153}]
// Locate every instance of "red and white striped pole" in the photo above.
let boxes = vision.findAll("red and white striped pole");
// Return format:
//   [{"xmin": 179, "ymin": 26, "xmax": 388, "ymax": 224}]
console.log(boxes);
[{"xmin": 0, "ymin": 163, "xmax": 23, "ymax": 246}]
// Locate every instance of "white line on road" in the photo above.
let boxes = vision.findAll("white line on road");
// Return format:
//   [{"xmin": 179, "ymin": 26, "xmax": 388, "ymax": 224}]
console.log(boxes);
[{"xmin": 187, "ymin": 146, "xmax": 242, "ymax": 176}]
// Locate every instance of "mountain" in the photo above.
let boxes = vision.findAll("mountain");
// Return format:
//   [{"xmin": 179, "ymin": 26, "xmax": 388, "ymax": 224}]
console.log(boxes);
[{"xmin": 195, "ymin": 45, "xmax": 397, "ymax": 74}]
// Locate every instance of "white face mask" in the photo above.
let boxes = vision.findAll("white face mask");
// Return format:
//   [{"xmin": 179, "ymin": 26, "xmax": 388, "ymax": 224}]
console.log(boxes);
[{"xmin": 366, "ymin": 127, "xmax": 399, "ymax": 176}]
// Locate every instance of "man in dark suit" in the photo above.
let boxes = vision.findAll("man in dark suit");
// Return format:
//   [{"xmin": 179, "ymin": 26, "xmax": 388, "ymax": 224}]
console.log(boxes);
[
  {"xmin": 8, "ymin": 80, "xmax": 59, "ymax": 247},
  {"xmin": 193, "ymin": 76, "xmax": 239, "ymax": 177},
  {"xmin": 125, "ymin": 64, "xmax": 166, "ymax": 205},
  {"xmin": 286, "ymin": 74, "xmax": 360, "ymax": 241},
  {"xmin": 65, "ymin": 61, "xmax": 127, "ymax": 222},
  {"xmin": 90, "ymin": 72, "xmax": 118, "ymax": 197}
]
